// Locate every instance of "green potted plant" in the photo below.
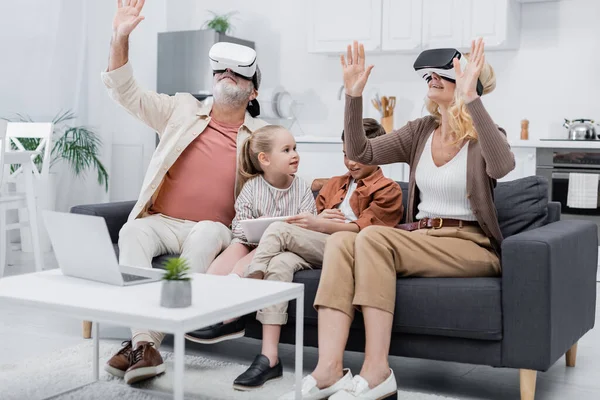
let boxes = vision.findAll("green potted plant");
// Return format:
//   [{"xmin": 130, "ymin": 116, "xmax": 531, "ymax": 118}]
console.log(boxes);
[
  {"xmin": 202, "ymin": 11, "xmax": 237, "ymax": 34},
  {"xmin": 3, "ymin": 109, "xmax": 109, "ymax": 191},
  {"xmin": 161, "ymin": 257, "xmax": 192, "ymax": 308}
]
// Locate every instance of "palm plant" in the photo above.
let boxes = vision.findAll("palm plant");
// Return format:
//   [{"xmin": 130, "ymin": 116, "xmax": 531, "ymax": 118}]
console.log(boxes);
[
  {"xmin": 3, "ymin": 110, "xmax": 108, "ymax": 191},
  {"xmin": 202, "ymin": 11, "xmax": 237, "ymax": 34}
]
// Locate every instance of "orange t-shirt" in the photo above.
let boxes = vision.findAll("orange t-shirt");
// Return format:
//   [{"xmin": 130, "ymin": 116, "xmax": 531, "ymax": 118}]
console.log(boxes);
[{"xmin": 150, "ymin": 117, "xmax": 240, "ymax": 225}]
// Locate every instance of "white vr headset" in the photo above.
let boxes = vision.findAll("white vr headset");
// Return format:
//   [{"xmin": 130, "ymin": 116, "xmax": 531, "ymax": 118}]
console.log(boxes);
[
  {"xmin": 209, "ymin": 42, "xmax": 257, "ymax": 80},
  {"xmin": 413, "ymin": 48, "xmax": 483, "ymax": 96}
]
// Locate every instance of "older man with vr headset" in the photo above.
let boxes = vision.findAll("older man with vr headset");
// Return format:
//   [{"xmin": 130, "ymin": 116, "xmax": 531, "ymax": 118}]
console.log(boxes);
[{"xmin": 100, "ymin": 0, "xmax": 267, "ymax": 385}]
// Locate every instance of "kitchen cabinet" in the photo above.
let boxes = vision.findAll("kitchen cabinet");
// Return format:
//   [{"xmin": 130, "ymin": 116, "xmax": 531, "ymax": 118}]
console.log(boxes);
[
  {"xmin": 307, "ymin": 0, "xmax": 382, "ymax": 53},
  {"xmin": 421, "ymin": 0, "xmax": 464, "ymax": 49},
  {"xmin": 498, "ymin": 146, "xmax": 536, "ymax": 182},
  {"xmin": 461, "ymin": 0, "xmax": 521, "ymax": 50},
  {"xmin": 308, "ymin": 0, "xmax": 521, "ymax": 54},
  {"xmin": 381, "ymin": 0, "xmax": 422, "ymax": 51}
]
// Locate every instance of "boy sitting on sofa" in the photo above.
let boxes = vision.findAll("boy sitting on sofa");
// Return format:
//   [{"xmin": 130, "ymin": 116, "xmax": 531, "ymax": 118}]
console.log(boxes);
[{"xmin": 186, "ymin": 118, "xmax": 405, "ymax": 391}]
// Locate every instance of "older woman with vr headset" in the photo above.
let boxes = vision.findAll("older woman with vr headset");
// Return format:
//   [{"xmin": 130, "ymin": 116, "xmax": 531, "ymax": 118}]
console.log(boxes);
[{"xmin": 281, "ymin": 38, "xmax": 514, "ymax": 400}]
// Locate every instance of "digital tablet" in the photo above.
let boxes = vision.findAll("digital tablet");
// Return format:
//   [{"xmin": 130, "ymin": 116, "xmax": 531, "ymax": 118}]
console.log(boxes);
[{"xmin": 239, "ymin": 216, "xmax": 290, "ymax": 243}]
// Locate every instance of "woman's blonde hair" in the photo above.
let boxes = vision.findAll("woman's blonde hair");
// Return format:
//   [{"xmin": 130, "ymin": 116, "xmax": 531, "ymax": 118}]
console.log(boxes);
[
  {"xmin": 236, "ymin": 125, "xmax": 285, "ymax": 196},
  {"xmin": 425, "ymin": 55, "xmax": 496, "ymax": 143}
]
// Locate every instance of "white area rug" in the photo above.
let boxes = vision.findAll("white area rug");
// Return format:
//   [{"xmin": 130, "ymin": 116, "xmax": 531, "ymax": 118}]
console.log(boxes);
[{"xmin": 0, "ymin": 341, "xmax": 459, "ymax": 400}]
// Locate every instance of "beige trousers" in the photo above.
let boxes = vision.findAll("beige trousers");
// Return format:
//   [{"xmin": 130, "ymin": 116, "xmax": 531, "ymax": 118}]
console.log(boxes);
[
  {"xmin": 314, "ymin": 225, "xmax": 501, "ymax": 319},
  {"xmin": 119, "ymin": 213, "xmax": 232, "ymax": 347},
  {"xmin": 247, "ymin": 221, "xmax": 328, "ymax": 325}
]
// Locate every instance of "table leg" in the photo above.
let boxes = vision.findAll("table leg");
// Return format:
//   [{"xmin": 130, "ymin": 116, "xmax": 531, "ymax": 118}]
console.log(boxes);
[
  {"xmin": 295, "ymin": 291, "xmax": 304, "ymax": 400},
  {"xmin": 92, "ymin": 322, "xmax": 99, "ymax": 381},
  {"xmin": 174, "ymin": 332, "xmax": 185, "ymax": 400}
]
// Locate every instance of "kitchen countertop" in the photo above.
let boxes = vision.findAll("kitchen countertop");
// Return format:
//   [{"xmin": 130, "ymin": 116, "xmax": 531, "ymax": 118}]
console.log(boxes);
[
  {"xmin": 511, "ymin": 140, "xmax": 600, "ymax": 149},
  {"xmin": 296, "ymin": 135, "xmax": 600, "ymax": 149},
  {"xmin": 295, "ymin": 135, "xmax": 343, "ymax": 144}
]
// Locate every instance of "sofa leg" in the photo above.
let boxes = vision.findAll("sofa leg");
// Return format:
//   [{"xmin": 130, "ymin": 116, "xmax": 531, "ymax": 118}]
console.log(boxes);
[
  {"xmin": 566, "ymin": 342, "xmax": 578, "ymax": 367},
  {"xmin": 520, "ymin": 369, "xmax": 537, "ymax": 400},
  {"xmin": 83, "ymin": 321, "xmax": 92, "ymax": 339}
]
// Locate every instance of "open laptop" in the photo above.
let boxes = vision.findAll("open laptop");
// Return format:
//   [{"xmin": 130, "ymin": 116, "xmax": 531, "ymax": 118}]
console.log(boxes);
[{"xmin": 43, "ymin": 211, "xmax": 163, "ymax": 286}]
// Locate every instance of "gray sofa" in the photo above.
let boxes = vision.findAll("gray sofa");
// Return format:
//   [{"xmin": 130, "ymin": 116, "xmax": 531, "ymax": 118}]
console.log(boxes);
[{"xmin": 71, "ymin": 176, "xmax": 598, "ymax": 398}]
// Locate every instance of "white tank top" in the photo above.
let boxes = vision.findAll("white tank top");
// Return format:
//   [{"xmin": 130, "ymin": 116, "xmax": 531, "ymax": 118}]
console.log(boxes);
[{"xmin": 415, "ymin": 132, "xmax": 476, "ymax": 221}]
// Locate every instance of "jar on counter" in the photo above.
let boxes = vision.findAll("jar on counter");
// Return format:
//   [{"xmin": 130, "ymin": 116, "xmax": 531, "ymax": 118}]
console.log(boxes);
[{"xmin": 520, "ymin": 119, "xmax": 529, "ymax": 140}]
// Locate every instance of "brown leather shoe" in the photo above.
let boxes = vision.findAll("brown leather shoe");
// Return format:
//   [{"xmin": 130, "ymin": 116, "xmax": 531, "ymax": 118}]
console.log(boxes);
[
  {"xmin": 124, "ymin": 342, "xmax": 166, "ymax": 385},
  {"xmin": 104, "ymin": 340, "xmax": 133, "ymax": 378}
]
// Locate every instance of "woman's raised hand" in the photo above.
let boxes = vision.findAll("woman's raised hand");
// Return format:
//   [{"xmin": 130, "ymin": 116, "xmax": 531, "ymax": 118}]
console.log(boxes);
[
  {"xmin": 341, "ymin": 41, "xmax": 374, "ymax": 98},
  {"xmin": 454, "ymin": 37, "xmax": 485, "ymax": 104}
]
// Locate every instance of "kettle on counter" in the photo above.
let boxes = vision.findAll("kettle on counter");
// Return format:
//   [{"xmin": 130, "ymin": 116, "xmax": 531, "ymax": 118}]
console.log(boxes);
[{"xmin": 563, "ymin": 118, "xmax": 597, "ymax": 140}]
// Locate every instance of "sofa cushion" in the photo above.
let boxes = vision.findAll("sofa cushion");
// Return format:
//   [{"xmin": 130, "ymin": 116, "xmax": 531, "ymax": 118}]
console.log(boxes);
[
  {"xmin": 288, "ymin": 270, "xmax": 503, "ymax": 341},
  {"xmin": 493, "ymin": 176, "xmax": 549, "ymax": 238}
]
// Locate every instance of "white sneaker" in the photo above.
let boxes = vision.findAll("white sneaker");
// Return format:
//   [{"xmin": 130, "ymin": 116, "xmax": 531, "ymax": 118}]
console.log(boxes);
[
  {"xmin": 278, "ymin": 369, "xmax": 353, "ymax": 400},
  {"xmin": 329, "ymin": 369, "xmax": 397, "ymax": 400}
]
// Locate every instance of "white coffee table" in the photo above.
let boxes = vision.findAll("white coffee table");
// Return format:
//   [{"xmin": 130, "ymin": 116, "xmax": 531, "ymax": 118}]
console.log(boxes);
[{"xmin": 0, "ymin": 270, "xmax": 305, "ymax": 399}]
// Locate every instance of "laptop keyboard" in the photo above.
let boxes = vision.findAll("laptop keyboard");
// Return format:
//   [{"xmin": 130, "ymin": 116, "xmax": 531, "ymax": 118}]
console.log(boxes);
[{"xmin": 121, "ymin": 273, "xmax": 151, "ymax": 283}]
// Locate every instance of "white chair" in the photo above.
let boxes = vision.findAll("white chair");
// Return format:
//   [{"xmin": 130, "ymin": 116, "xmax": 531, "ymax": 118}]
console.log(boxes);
[{"xmin": 0, "ymin": 121, "xmax": 51, "ymax": 277}]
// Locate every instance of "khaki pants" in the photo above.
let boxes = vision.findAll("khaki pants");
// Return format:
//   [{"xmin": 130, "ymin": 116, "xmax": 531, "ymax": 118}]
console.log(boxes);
[
  {"xmin": 247, "ymin": 222, "xmax": 328, "ymax": 325},
  {"xmin": 314, "ymin": 225, "xmax": 501, "ymax": 319},
  {"xmin": 119, "ymin": 213, "xmax": 232, "ymax": 347}
]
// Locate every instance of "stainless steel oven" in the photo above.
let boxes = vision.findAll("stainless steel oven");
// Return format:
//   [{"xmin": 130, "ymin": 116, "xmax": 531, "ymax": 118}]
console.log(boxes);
[{"xmin": 536, "ymin": 147, "xmax": 600, "ymax": 243}]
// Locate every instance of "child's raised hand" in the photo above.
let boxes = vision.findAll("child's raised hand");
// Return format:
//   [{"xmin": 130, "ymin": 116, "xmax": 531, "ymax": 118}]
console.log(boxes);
[{"xmin": 318, "ymin": 209, "xmax": 346, "ymax": 223}]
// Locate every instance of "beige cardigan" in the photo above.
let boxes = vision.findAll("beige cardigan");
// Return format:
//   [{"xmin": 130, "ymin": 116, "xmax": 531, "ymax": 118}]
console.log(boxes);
[
  {"xmin": 344, "ymin": 95, "xmax": 515, "ymax": 252},
  {"xmin": 101, "ymin": 62, "xmax": 268, "ymax": 221}
]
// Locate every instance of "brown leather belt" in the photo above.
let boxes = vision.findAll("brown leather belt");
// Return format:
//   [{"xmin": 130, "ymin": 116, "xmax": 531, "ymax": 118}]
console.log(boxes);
[{"xmin": 395, "ymin": 217, "xmax": 479, "ymax": 232}]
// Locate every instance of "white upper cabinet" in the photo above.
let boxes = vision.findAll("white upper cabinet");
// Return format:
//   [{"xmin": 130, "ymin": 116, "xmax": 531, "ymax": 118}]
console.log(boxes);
[
  {"xmin": 307, "ymin": 0, "xmax": 522, "ymax": 54},
  {"xmin": 462, "ymin": 0, "xmax": 520, "ymax": 49},
  {"xmin": 381, "ymin": 0, "xmax": 422, "ymax": 51},
  {"xmin": 421, "ymin": 0, "xmax": 464, "ymax": 49},
  {"xmin": 307, "ymin": 0, "xmax": 383, "ymax": 53}
]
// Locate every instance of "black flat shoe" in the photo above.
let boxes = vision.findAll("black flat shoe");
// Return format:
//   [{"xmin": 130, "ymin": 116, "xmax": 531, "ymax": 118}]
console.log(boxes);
[
  {"xmin": 184, "ymin": 319, "xmax": 245, "ymax": 344},
  {"xmin": 233, "ymin": 354, "xmax": 283, "ymax": 391}
]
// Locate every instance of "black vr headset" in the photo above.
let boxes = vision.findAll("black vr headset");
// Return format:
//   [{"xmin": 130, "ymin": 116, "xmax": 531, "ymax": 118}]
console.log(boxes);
[{"xmin": 413, "ymin": 48, "xmax": 483, "ymax": 96}]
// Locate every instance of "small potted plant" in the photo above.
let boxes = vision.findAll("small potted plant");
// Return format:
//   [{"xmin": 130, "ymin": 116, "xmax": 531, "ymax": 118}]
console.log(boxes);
[
  {"xmin": 160, "ymin": 257, "xmax": 192, "ymax": 308},
  {"xmin": 202, "ymin": 11, "xmax": 237, "ymax": 34}
]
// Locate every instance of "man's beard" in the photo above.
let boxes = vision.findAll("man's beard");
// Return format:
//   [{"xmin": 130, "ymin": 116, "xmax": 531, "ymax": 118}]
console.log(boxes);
[{"xmin": 213, "ymin": 79, "xmax": 253, "ymax": 108}]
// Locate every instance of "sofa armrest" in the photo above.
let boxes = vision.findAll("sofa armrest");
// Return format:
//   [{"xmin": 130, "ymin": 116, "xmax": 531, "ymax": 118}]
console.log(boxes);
[
  {"xmin": 547, "ymin": 201, "xmax": 561, "ymax": 223},
  {"xmin": 501, "ymin": 219, "xmax": 598, "ymax": 371},
  {"xmin": 70, "ymin": 201, "xmax": 135, "ymax": 244}
]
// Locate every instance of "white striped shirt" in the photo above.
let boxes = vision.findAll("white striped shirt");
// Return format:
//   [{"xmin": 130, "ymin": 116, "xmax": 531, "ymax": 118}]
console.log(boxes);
[{"xmin": 232, "ymin": 175, "xmax": 317, "ymax": 244}]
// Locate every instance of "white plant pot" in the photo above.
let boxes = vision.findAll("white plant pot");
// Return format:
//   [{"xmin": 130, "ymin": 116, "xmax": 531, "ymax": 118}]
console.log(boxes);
[
  {"xmin": 160, "ymin": 280, "xmax": 192, "ymax": 308},
  {"xmin": 18, "ymin": 172, "xmax": 57, "ymax": 253}
]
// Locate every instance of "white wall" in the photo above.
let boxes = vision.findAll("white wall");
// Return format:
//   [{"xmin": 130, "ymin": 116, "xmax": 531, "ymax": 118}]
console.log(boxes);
[{"xmin": 170, "ymin": 0, "xmax": 600, "ymax": 142}]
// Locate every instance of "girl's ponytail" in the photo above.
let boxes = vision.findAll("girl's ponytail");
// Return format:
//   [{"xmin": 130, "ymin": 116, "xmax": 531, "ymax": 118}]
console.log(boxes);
[
  {"xmin": 236, "ymin": 136, "xmax": 262, "ymax": 196},
  {"xmin": 235, "ymin": 125, "xmax": 285, "ymax": 197}
]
